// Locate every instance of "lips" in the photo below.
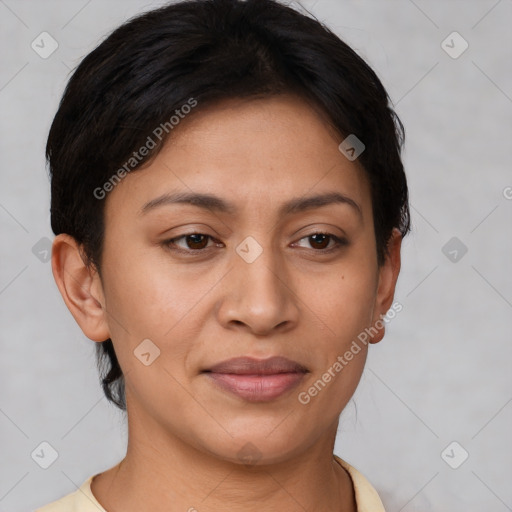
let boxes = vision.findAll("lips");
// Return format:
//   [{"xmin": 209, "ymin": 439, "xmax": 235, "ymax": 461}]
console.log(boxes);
[
  {"xmin": 202, "ymin": 356, "xmax": 308, "ymax": 402},
  {"xmin": 204, "ymin": 356, "xmax": 308, "ymax": 375}
]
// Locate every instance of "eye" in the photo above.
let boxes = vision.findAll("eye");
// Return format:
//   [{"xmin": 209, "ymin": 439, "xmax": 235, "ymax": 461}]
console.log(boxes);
[
  {"xmin": 163, "ymin": 233, "xmax": 223, "ymax": 253},
  {"xmin": 293, "ymin": 232, "xmax": 348, "ymax": 252},
  {"xmin": 162, "ymin": 231, "xmax": 348, "ymax": 256}
]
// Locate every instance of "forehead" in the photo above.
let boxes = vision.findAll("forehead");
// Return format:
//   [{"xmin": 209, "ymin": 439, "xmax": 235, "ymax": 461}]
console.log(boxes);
[{"xmin": 104, "ymin": 94, "xmax": 371, "ymax": 220}]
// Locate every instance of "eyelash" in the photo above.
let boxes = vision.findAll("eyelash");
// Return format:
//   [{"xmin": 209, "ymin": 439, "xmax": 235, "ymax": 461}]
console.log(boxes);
[{"xmin": 161, "ymin": 232, "xmax": 348, "ymax": 256}]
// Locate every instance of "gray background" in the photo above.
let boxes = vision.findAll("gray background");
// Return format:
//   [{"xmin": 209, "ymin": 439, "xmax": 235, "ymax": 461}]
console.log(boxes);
[{"xmin": 1, "ymin": 0, "xmax": 511, "ymax": 510}]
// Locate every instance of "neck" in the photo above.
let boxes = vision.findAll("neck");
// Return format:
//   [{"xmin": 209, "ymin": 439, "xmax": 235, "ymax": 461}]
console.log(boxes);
[{"xmin": 91, "ymin": 411, "xmax": 356, "ymax": 512}]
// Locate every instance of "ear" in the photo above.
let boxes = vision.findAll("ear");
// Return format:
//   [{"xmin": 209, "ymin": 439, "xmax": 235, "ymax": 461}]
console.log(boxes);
[
  {"xmin": 369, "ymin": 228, "xmax": 402, "ymax": 344},
  {"xmin": 51, "ymin": 234, "xmax": 110, "ymax": 342}
]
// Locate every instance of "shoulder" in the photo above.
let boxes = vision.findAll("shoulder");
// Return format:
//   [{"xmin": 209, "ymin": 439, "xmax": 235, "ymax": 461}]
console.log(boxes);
[
  {"xmin": 334, "ymin": 455, "xmax": 387, "ymax": 512},
  {"xmin": 34, "ymin": 475, "xmax": 106, "ymax": 512}
]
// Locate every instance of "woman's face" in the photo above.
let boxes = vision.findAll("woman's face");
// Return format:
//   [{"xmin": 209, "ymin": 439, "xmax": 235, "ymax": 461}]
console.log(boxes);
[{"xmin": 95, "ymin": 94, "xmax": 398, "ymax": 464}]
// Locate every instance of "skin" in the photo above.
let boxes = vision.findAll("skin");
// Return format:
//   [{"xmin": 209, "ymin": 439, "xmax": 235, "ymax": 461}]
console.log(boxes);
[{"xmin": 52, "ymin": 94, "xmax": 401, "ymax": 512}]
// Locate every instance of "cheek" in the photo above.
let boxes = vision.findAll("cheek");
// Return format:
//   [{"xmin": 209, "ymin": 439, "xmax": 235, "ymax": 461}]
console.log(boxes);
[
  {"xmin": 101, "ymin": 246, "xmax": 199, "ymax": 336},
  {"xmin": 295, "ymin": 282, "xmax": 373, "ymax": 422},
  {"xmin": 99, "ymin": 257, "xmax": 203, "ymax": 413},
  {"xmin": 296, "ymin": 255, "xmax": 376, "ymax": 404},
  {"xmin": 305, "ymin": 260, "xmax": 377, "ymax": 347},
  {"xmin": 99, "ymin": 248, "xmax": 223, "ymax": 382}
]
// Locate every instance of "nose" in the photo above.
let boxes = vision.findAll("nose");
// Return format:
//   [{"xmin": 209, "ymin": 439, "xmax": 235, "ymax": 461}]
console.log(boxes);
[{"xmin": 215, "ymin": 239, "xmax": 300, "ymax": 336}]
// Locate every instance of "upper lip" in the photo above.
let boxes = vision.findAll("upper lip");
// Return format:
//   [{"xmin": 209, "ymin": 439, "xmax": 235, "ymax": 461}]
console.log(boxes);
[{"xmin": 203, "ymin": 356, "xmax": 308, "ymax": 375}]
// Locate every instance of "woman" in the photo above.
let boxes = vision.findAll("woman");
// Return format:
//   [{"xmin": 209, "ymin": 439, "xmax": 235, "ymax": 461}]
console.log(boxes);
[{"xmin": 37, "ymin": 0, "xmax": 410, "ymax": 510}]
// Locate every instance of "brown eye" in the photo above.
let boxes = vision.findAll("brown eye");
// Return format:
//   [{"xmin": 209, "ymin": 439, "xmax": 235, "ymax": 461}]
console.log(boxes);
[
  {"xmin": 308, "ymin": 233, "xmax": 331, "ymax": 250},
  {"xmin": 184, "ymin": 234, "xmax": 209, "ymax": 250},
  {"xmin": 163, "ymin": 233, "xmax": 220, "ymax": 254},
  {"xmin": 294, "ymin": 232, "xmax": 348, "ymax": 252}
]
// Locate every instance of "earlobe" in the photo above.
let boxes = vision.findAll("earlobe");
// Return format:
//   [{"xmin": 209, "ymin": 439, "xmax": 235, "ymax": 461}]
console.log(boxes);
[
  {"xmin": 369, "ymin": 228, "xmax": 402, "ymax": 344},
  {"xmin": 51, "ymin": 234, "xmax": 110, "ymax": 342}
]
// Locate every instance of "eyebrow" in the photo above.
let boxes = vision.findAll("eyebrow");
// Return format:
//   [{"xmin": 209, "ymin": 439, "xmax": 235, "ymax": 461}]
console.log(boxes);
[{"xmin": 139, "ymin": 190, "xmax": 362, "ymax": 219}]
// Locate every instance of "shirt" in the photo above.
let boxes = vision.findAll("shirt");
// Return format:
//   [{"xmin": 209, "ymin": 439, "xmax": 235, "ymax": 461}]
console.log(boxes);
[{"xmin": 35, "ymin": 455, "xmax": 386, "ymax": 511}]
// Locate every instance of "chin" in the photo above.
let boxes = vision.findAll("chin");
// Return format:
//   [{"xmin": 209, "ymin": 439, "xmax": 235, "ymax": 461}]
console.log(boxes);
[{"xmin": 200, "ymin": 428, "xmax": 309, "ymax": 467}]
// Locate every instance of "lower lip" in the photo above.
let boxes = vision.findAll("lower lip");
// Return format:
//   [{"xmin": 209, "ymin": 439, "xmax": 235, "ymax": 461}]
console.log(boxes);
[{"xmin": 205, "ymin": 372, "xmax": 306, "ymax": 402}]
